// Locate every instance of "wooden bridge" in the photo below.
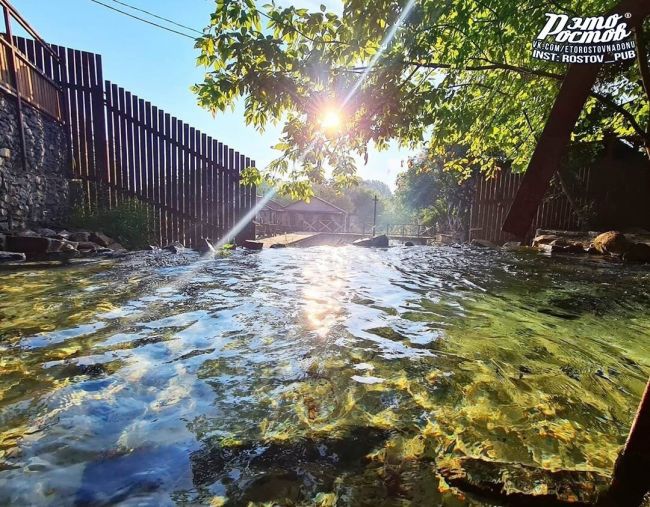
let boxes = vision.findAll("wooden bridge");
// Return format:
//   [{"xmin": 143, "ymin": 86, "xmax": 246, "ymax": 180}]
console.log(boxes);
[
  {"xmin": 256, "ymin": 223, "xmax": 442, "ymax": 245},
  {"xmin": 256, "ymin": 226, "xmax": 449, "ymax": 248}
]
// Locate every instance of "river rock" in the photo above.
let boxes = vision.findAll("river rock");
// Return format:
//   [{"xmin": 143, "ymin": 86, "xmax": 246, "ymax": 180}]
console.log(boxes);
[
  {"xmin": 69, "ymin": 231, "xmax": 91, "ymax": 242},
  {"xmin": 592, "ymin": 231, "xmax": 630, "ymax": 255},
  {"xmin": 438, "ymin": 457, "xmax": 608, "ymax": 505},
  {"xmin": 470, "ymin": 238, "xmax": 497, "ymax": 248},
  {"xmin": 549, "ymin": 238, "xmax": 585, "ymax": 253},
  {"xmin": 61, "ymin": 240, "xmax": 78, "ymax": 252},
  {"xmin": 270, "ymin": 243, "xmax": 287, "ymax": 249},
  {"xmin": 33, "ymin": 227, "xmax": 58, "ymax": 238},
  {"xmin": 15, "ymin": 229, "xmax": 38, "ymax": 237},
  {"xmin": 532, "ymin": 234, "xmax": 559, "ymax": 247},
  {"xmin": 89, "ymin": 232, "xmax": 113, "ymax": 247},
  {"xmin": 0, "ymin": 251, "xmax": 26, "ymax": 262},
  {"xmin": 6, "ymin": 235, "xmax": 53, "ymax": 253},
  {"xmin": 502, "ymin": 241, "xmax": 521, "ymax": 250},
  {"xmin": 108, "ymin": 242, "xmax": 126, "ymax": 252},
  {"xmin": 404, "ymin": 241, "xmax": 414, "ymax": 247},
  {"xmin": 54, "ymin": 230, "xmax": 71, "ymax": 240},
  {"xmin": 163, "ymin": 241, "xmax": 187, "ymax": 254},
  {"xmin": 241, "ymin": 240, "xmax": 263, "ymax": 250},
  {"xmin": 196, "ymin": 238, "xmax": 216, "ymax": 254},
  {"xmin": 353, "ymin": 235, "xmax": 389, "ymax": 248},
  {"xmin": 623, "ymin": 242, "xmax": 650, "ymax": 263},
  {"xmin": 76, "ymin": 241, "xmax": 98, "ymax": 252}
]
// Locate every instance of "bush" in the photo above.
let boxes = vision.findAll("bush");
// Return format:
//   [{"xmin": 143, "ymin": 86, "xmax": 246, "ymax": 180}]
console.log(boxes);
[{"xmin": 67, "ymin": 198, "xmax": 157, "ymax": 250}]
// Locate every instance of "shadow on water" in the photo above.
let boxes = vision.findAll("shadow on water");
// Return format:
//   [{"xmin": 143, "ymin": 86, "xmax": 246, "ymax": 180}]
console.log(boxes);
[{"xmin": 0, "ymin": 246, "xmax": 648, "ymax": 505}]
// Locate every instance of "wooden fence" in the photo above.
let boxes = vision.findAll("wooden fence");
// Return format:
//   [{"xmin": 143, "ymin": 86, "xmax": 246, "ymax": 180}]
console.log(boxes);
[
  {"xmin": 8, "ymin": 34, "xmax": 256, "ymax": 248},
  {"xmin": 469, "ymin": 168, "xmax": 591, "ymax": 244},
  {"xmin": 0, "ymin": 0, "xmax": 65, "ymax": 170}
]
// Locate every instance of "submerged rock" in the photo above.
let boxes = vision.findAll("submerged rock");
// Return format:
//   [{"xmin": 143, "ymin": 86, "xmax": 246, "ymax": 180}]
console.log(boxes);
[
  {"xmin": 353, "ymin": 235, "xmax": 389, "ymax": 248},
  {"xmin": 270, "ymin": 243, "xmax": 287, "ymax": 249},
  {"xmin": 438, "ymin": 457, "xmax": 609, "ymax": 505}
]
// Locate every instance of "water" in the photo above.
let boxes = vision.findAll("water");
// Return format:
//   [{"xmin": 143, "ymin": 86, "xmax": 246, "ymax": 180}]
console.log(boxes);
[{"xmin": 0, "ymin": 246, "xmax": 648, "ymax": 506}]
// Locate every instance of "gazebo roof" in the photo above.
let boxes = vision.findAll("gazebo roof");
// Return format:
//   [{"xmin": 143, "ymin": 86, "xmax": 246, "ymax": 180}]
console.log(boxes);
[{"xmin": 282, "ymin": 196, "xmax": 348, "ymax": 214}]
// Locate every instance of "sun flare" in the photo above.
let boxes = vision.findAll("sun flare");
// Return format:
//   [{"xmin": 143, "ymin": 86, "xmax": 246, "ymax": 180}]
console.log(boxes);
[{"xmin": 319, "ymin": 109, "xmax": 342, "ymax": 131}]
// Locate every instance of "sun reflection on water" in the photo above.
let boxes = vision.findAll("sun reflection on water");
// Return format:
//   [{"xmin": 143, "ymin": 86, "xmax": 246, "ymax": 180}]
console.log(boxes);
[{"xmin": 300, "ymin": 248, "xmax": 350, "ymax": 339}]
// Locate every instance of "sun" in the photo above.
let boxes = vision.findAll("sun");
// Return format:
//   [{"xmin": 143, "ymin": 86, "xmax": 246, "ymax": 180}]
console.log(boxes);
[{"xmin": 319, "ymin": 109, "xmax": 342, "ymax": 131}]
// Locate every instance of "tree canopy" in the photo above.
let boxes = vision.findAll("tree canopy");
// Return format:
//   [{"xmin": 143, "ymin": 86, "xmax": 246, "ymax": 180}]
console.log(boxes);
[{"xmin": 194, "ymin": 0, "xmax": 650, "ymax": 195}]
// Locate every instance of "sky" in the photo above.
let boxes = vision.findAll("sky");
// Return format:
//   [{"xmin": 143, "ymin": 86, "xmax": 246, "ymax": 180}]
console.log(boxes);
[{"xmin": 12, "ymin": 0, "xmax": 415, "ymax": 190}]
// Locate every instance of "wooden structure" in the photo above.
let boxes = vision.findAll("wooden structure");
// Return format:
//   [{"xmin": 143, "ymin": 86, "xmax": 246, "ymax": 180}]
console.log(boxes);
[
  {"xmin": 0, "ymin": 0, "xmax": 65, "ymax": 169},
  {"xmin": 470, "ymin": 168, "xmax": 589, "ymax": 245},
  {"xmin": 256, "ymin": 198, "xmax": 284, "ymax": 226},
  {"xmin": 2, "ymin": 31, "xmax": 256, "ymax": 248},
  {"xmin": 257, "ymin": 196, "xmax": 348, "ymax": 234}
]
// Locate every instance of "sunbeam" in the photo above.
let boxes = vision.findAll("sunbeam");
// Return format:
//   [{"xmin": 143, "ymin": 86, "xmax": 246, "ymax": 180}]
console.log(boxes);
[{"xmin": 342, "ymin": 0, "xmax": 417, "ymax": 107}]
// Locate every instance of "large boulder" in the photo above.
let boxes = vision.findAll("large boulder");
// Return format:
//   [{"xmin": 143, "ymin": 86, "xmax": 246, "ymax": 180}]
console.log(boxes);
[
  {"xmin": 592, "ymin": 231, "xmax": 630, "ymax": 255},
  {"xmin": 89, "ymin": 232, "xmax": 113, "ymax": 247},
  {"xmin": 6, "ymin": 235, "xmax": 54, "ymax": 254},
  {"xmin": 353, "ymin": 234, "xmax": 389, "ymax": 248}
]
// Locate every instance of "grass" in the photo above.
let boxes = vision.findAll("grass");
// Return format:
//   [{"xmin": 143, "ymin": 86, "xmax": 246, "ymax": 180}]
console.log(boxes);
[{"xmin": 67, "ymin": 198, "xmax": 158, "ymax": 250}]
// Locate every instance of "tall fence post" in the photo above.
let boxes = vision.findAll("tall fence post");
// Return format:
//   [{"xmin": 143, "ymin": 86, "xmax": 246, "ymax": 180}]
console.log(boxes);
[{"xmin": 2, "ymin": 5, "xmax": 28, "ymax": 171}]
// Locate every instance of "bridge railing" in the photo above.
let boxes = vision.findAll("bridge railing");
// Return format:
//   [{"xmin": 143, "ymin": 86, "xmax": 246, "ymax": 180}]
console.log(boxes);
[{"xmin": 350, "ymin": 223, "xmax": 436, "ymax": 237}]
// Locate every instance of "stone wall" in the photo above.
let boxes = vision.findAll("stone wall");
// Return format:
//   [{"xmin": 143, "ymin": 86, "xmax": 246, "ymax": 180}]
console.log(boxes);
[{"xmin": 0, "ymin": 90, "xmax": 71, "ymax": 232}]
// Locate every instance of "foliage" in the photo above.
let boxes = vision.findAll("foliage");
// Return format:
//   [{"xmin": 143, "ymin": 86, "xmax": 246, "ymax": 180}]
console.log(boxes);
[
  {"xmin": 395, "ymin": 151, "xmax": 474, "ymax": 236},
  {"xmin": 67, "ymin": 198, "xmax": 157, "ymax": 250},
  {"xmin": 195, "ymin": 0, "xmax": 650, "ymax": 198}
]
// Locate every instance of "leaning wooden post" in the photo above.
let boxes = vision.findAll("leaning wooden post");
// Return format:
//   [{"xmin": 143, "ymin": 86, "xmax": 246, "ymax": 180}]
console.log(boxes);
[
  {"xmin": 602, "ymin": 376, "xmax": 650, "ymax": 506},
  {"xmin": 2, "ymin": 3, "xmax": 28, "ymax": 171}
]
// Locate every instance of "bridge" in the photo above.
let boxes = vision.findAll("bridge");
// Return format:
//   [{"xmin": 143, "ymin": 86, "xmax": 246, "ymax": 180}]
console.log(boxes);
[{"xmin": 254, "ymin": 224, "xmax": 450, "ymax": 248}]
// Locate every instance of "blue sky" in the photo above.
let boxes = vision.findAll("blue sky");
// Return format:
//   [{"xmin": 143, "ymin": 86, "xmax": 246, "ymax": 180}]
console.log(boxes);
[{"xmin": 12, "ymin": 0, "xmax": 414, "ymax": 189}]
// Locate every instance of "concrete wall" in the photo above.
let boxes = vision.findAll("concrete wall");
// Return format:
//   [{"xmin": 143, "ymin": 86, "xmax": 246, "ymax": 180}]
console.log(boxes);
[{"xmin": 0, "ymin": 90, "xmax": 71, "ymax": 232}]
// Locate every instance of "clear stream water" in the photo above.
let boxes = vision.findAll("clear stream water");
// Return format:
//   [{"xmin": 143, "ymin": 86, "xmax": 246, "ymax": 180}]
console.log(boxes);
[{"xmin": 0, "ymin": 245, "xmax": 648, "ymax": 506}]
